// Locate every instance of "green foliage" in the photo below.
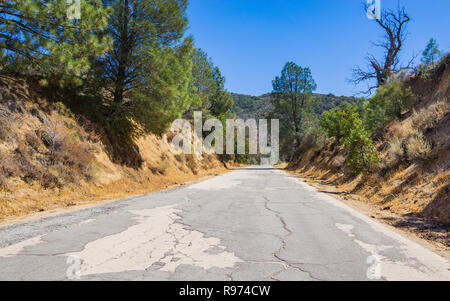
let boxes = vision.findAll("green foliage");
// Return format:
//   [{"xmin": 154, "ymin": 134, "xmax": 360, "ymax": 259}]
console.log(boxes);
[
  {"xmin": 344, "ymin": 118, "xmax": 380, "ymax": 175},
  {"xmin": 362, "ymin": 82, "xmax": 414, "ymax": 131},
  {"xmin": 131, "ymin": 40, "xmax": 195, "ymax": 135},
  {"xmin": 320, "ymin": 103, "xmax": 380, "ymax": 175},
  {"xmin": 421, "ymin": 38, "xmax": 441, "ymax": 66},
  {"xmin": 55, "ymin": 102, "xmax": 75, "ymax": 119},
  {"xmin": 418, "ymin": 38, "xmax": 442, "ymax": 80},
  {"xmin": 297, "ymin": 124, "xmax": 328, "ymax": 154},
  {"xmin": 231, "ymin": 92, "xmax": 359, "ymax": 122},
  {"xmin": 319, "ymin": 103, "xmax": 359, "ymax": 141},
  {"xmin": 312, "ymin": 94, "xmax": 360, "ymax": 116},
  {"xmin": 230, "ymin": 93, "xmax": 272, "ymax": 120},
  {"xmin": 97, "ymin": 0, "xmax": 195, "ymax": 136},
  {"xmin": 189, "ymin": 48, "xmax": 233, "ymax": 164},
  {"xmin": 190, "ymin": 48, "xmax": 233, "ymax": 119},
  {"xmin": 318, "ymin": 81, "xmax": 416, "ymax": 175},
  {"xmin": 0, "ymin": 0, "xmax": 112, "ymax": 85},
  {"xmin": 271, "ymin": 62, "xmax": 317, "ymax": 159}
]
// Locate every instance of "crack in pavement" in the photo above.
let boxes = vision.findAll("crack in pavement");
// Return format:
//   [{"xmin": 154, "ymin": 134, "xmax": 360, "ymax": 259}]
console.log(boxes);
[{"xmin": 263, "ymin": 195, "xmax": 321, "ymax": 281}]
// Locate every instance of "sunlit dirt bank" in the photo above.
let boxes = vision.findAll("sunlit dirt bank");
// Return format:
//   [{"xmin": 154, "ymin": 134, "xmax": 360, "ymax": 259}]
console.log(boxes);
[{"xmin": 0, "ymin": 76, "xmax": 238, "ymax": 223}]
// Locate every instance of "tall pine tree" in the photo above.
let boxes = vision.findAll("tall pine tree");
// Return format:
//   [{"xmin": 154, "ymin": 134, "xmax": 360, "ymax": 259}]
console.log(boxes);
[
  {"xmin": 0, "ymin": 0, "xmax": 112, "ymax": 84},
  {"xmin": 190, "ymin": 48, "xmax": 233, "ymax": 119},
  {"xmin": 271, "ymin": 62, "xmax": 317, "ymax": 159},
  {"xmin": 97, "ymin": 0, "xmax": 195, "ymax": 135}
]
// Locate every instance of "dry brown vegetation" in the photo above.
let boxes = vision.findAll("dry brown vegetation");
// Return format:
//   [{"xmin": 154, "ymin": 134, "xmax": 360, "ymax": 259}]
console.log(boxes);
[
  {"xmin": 287, "ymin": 55, "xmax": 449, "ymax": 247},
  {"xmin": 0, "ymin": 75, "xmax": 236, "ymax": 223}
]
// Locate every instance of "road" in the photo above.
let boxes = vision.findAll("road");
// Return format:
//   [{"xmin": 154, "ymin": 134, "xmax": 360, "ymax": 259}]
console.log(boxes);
[{"xmin": 0, "ymin": 167, "xmax": 448, "ymax": 281}]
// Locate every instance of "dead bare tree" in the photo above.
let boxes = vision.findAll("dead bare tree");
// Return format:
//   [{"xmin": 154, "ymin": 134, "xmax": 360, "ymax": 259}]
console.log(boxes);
[
  {"xmin": 42, "ymin": 116, "xmax": 65, "ymax": 164},
  {"xmin": 351, "ymin": 5, "xmax": 412, "ymax": 93}
]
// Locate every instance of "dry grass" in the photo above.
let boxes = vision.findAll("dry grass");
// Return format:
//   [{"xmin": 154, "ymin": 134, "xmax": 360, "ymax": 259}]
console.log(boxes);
[
  {"xmin": 411, "ymin": 100, "xmax": 449, "ymax": 130},
  {"xmin": 175, "ymin": 153, "xmax": 185, "ymax": 163},
  {"xmin": 284, "ymin": 56, "xmax": 450, "ymax": 250},
  {"xmin": 384, "ymin": 127, "xmax": 432, "ymax": 167},
  {"xmin": 0, "ymin": 173, "xmax": 7, "ymax": 190},
  {"xmin": 0, "ymin": 113, "xmax": 13, "ymax": 141},
  {"xmin": 384, "ymin": 136, "xmax": 404, "ymax": 167},
  {"xmin": 157, "ymin": 160, "xmax": 170, "ymax": 175},
  {"xmin": 405, "ymin": 130, "xmax": 432, "ymax": 160},
  {"xmin": 186, "ymin": 155, "xmax": 199, "ymax": 175},
  {"xmin": 387, "ymin": 120, "xmax": 410, "ymax": 138},
  {"xmin": 0, "ymin": 163, "xmax": 231, "ymax": 223}
]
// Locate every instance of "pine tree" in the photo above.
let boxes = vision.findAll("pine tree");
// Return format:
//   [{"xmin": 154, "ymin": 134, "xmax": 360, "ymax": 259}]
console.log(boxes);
[
  {"xmin": 271, "ymin": 62, "xmax": 317, "ymax": 158},
  {"xmin": 421, "ymin": 38, "xmax": 441, "ymax": 66},
  {"xmin": 190, "ymin": 48, "xmax": 233, "ymax": 119},
  {"xmin": 97, "ymin": 0, "xmax": 195, "ymax": 135},
  {"xmin": 0, "ymin": 0, "xmax": 112, "ymax": 84}
]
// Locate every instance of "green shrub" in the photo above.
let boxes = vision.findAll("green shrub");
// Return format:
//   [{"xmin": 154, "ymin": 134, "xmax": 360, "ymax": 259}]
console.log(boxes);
[
  {"xmin": 363, "ymin": 82, "xmax": 415, "ymax": 131},
  {"xmin": 55, "ymin": 102, "xmax": 75, "ymax": 118},
  {"xmin": 298, "ymin": 126, "xmax": 328, "ymax": 153},
  {"xmin": 344, "ymin": 118, "xmax": 380, "ymax": 175},
  {"xmin": 320, "ymin": 103, "xmax": 359, "ymax": 140}
]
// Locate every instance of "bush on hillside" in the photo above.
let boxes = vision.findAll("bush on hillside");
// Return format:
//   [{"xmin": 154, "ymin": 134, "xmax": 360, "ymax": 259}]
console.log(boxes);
[
  {"xmin": 298, "ymin": 126, "xmax": 328, "ymax": 154},
  {"xmin": 405, "ymin": 130, "xmax": 432, "ymax": 161},
  {"xmin": 363, "ymin": 82, "xmax": 415, "ymax": 132},
  {"xmin": 411, "ymin": 101, "xmax": 449, "ymax": 131},
  {"xmin": 385, "ymin": 136, "xmax": 405, "ymax": 167},
  {"xmin": 344, "ymin": 118, "xmax": 380, "ymax": 175},
  {"xmin": 319, "ymin": 103, "xmax": 359, "ymax": 141},
  {"xmin": 157, "ymin": 160, "xmax": 170, "ymax": 175}
]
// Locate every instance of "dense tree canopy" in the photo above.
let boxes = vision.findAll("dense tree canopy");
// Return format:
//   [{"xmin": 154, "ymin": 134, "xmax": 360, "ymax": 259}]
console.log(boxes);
[
  {"xmin": 190, "ymin": 48, "xmax": 233, "ymax": 119},
  {"xmin": 0, "ymin": 0, "xmax": 112, "ymax": 84},
  {"xmin": 95, "ymin": 0, "xmax": 196, "ymax": 135}
]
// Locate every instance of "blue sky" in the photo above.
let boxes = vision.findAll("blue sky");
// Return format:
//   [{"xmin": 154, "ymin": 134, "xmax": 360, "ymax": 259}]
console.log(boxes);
[{"xmin": 187, "ymin": 0, "xmax": 449, "ymax": 96}]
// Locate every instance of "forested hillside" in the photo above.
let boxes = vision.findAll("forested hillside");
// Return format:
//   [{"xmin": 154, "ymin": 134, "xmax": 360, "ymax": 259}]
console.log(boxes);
[{"xmin": 231, "ymin": 92, "xmax": 359, "ymax": 120}]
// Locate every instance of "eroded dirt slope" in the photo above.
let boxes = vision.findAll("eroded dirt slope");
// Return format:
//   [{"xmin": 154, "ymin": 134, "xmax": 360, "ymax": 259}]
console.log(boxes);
[{"xmin": 0, "ymin": 76, "xmax": 231, "ymax": 222}]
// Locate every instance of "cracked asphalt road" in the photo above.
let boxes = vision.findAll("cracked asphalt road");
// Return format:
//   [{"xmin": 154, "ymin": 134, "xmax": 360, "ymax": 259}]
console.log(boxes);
[{"xmin": 0, "ymin": 167, "xmax": 449, "ymax": 281}]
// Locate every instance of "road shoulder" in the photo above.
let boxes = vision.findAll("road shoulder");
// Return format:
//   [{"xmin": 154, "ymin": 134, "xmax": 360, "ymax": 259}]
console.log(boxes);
[{"xmin": 280, "ymin": 168, "xmax": 450, "ymax": 261}]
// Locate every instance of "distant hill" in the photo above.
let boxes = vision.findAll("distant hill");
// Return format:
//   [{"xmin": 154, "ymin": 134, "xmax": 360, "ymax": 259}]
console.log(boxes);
[
  {"xmin": 230, "ymin": 93, "xmax": 272, "ymax": 120},
  {"xmin": 231, "ymin": 92, "xmax": 360, "ymax": 120}
]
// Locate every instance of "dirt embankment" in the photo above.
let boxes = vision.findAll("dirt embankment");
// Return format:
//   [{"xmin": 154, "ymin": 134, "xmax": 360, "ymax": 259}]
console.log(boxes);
[
  {"xmin": 0, "ymin": 76, "xmax": 235, "ymax": 223},
  {"xmin": 288, "ymin": 55, "xmax": 449, "ymax": 248}
]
